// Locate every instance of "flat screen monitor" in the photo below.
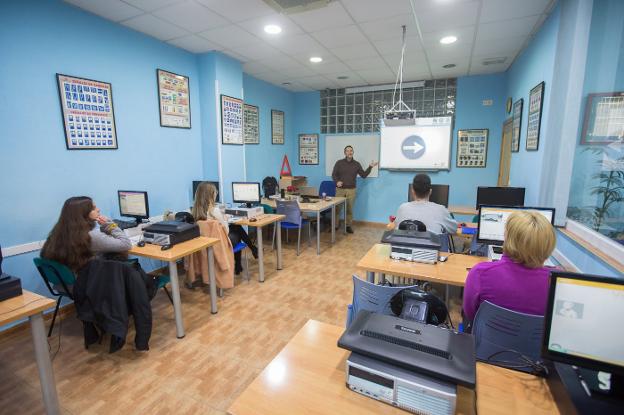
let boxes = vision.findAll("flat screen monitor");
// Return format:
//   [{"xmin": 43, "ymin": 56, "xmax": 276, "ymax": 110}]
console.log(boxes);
[
  {"xmin": 476, "ymin": 186, "xmax": 525, "ymax": 209},
  {"xmin": 232, "ymin": 182, "xmax": 261, "ymax": 207},
  {"xmin": 118, "ymin": 190, "xmax": 149, "ymax": 221},
  {"xmin": 542, "ymin": 271, "xmax": 624, "ymax": 376},
  {"xmin": 408, "ymin": 184, "xmax": 449, "ymax": 207},
  {"xmin": 193, "ymin": 180, "xmax": 220, "ymax": 203},
  {"xmin": 476, "ymin": 205, "xmax": 555, "ymax": 245}
]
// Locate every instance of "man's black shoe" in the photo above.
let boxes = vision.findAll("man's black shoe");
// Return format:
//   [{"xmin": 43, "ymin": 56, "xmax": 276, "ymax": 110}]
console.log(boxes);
[{"xmin": 346, "ymin": 226, "xmax": 354, "ymax": 234}]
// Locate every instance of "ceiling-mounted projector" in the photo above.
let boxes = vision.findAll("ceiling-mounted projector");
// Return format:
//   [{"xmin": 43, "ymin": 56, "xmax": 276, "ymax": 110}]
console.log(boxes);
[
  {"xmin": 383, "ymin": 109, "xmax": 416, "ymax": 126},
  {"xmin": 382, "ymin": 25, "xmax": 416, "ymax": 127}
]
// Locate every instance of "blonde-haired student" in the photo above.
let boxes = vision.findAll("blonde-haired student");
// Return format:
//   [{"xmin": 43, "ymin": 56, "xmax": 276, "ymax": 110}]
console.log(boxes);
[{"xmin": 463, "ymin": 211, "xmax": 556, "ymax": 321}]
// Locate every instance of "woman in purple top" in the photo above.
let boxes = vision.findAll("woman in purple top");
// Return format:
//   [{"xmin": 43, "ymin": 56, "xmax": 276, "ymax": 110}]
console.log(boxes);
[{"xmin": 463, "ymin": 210, "xmax": 556, "ymax": 321}]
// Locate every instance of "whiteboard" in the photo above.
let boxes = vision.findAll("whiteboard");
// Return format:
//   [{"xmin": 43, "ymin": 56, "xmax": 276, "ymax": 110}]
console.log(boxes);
[
  {"xmin": 325, "ymin": 134, "xmax": 380, "ymax": 178},
  {"xmin": 379, "ymin": 117, "xmax": 452, "ymax": 170}
]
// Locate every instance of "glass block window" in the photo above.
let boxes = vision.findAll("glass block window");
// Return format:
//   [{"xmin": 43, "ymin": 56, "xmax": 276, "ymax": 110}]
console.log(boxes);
[{"xmin": 320, "ymin": 79, "xmax": 457, "ymax": 134}]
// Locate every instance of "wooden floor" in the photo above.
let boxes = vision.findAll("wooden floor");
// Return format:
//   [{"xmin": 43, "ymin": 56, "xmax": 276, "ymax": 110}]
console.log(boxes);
[{"xmin": 0, "ymin": 224, "xmax": 465, "ymax": 414}]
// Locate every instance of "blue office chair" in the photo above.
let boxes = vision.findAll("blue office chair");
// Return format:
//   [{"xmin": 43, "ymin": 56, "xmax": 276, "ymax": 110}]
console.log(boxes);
[
  {"xmin": 346, "ymin": 275, "xmax": 420, "ymax": 327},
  {"xmin": 319, "ymin": 180, "xmax": 336, "ymax": 197},
  {"xmin": 472, "ymin": 301, "xmax": 544, "ymax": 370},
  {"xmin": 273, "ymin": 199, "xmax": 311, "ymax": 256},
  {"xmin": 232, "ymin": 241, "xmax": 250, "ymax": 282},
  {"xmin": 33, "ymin": 257, "xmax": 76, "ymax": 337}
]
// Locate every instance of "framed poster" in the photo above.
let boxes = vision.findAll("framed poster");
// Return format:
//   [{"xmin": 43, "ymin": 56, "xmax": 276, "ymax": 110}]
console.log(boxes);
[
  {"xmin": 580, "ymin": 91, "xmax": 624, "ymax": 145},
  {"xmin": 511, "ymin": 98, "xmax": 523, "ymax": 152},
  {"xmin": 271, "ymin": 109, "xmax": 284, "ymax": 144},
  {"xmin": 56, "ymin": 73, "xmax": 117, "ymax": 150},
  {"xmin": 456, "ymin": 129, "xmax": 488, "ymax": 168},
  {"xmin": 243, "ymin": 103, "xmax": 259, "ymax": 144},
  {"xmin": 526, "ymin": 82, "xmax": 545, "ymax": 151},
  {"xmin": 221, "ymin": 95, "xmax": 243, "ymax": 145},
  {"xmin": 157, "ymin": 69, "xmax": 190, "ymax": 128},
  {"xmin": 299, "ymin": 134, "xmax": 319, "ymax": 165}
]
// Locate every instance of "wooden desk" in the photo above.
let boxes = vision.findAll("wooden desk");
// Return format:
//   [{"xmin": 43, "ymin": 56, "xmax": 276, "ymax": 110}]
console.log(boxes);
[
  {"xmin": 129, "ymin": 236, "xmax": 219, "ymax": 338},
  {"xmin": 236, "ymin": 214, "xmax": 285, "ymax": 282},
  {"xmin": 356, "ymin": 244, "xmax": 488, "ymax": 306},
  {"xmin": 262, "ymin": 196, "xmax": 347, "ymax": 255},
  {"xmin": 228, "ymin": 320, "xmax": 559, "ymax": 415},
  {"xmin": 449, "ymin": 205, "xmax": 478, "ymax": 216},
  {"xmin": 0, "ymin": 290, "xmax": 59, "ymax": 414}
]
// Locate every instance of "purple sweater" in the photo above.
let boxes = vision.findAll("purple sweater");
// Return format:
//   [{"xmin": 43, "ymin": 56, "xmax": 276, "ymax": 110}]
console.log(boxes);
[{"xmin": 463, "ymin": 254, "xmax": 550, "ymax": 321}]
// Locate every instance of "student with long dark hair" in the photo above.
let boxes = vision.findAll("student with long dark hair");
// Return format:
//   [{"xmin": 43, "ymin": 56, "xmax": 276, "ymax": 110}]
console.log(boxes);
[
  {"xmin": 192, "ymin": 182, "xmax": 258, "ymax": 274},
  {"xmin": 41, "ymin": 196, "xmax": 131, "ymax": 271}
]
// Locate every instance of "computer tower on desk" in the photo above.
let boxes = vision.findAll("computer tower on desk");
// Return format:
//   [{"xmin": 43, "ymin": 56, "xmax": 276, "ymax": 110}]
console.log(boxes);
[{"xmin": 0, "ymin": 245, "xmax": 23, "ymax": 301}]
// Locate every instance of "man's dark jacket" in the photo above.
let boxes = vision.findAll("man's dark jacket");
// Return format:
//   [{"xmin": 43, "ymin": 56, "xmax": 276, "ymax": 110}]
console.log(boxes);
[{"xmin": 75, "ymin": 259, "xmax": 152, "ymax": 351}]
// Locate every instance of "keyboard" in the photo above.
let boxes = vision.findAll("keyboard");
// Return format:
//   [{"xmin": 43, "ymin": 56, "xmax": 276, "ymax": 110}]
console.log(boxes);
[
  {"xmin": 113, "ymin": 219, "xmax": 138, "ymax": 230},
  {"xmin": 227, "ymin": 217, "xmax": 242, "ymax": 224}
]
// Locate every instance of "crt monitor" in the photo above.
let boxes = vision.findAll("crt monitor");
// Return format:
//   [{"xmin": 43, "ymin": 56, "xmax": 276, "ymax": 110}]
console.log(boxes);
[
  {"xmin": 542, "ymin": 271, "xmax": 624, "ymax": 378},
  {"xmin": 408, "ymin": 184, "xmax": 450, "ymax": 207},
  {"xmin": 232, "ymin": 182, "xmax": 261, "ymax": 207},
  {"xmin": 476, "ymin": 186, "xmax": 525, "ymax": 209},
  {"xmin": 476, "ymin": 205, "xmax": 555, "ymax": 245},
  {"xmin": 193, "ymin": 180, "xmax": 220, "ymax": 203},
  {"xmin": 118, "ymin": 190, "xmax": 149, "ymax": 222}
]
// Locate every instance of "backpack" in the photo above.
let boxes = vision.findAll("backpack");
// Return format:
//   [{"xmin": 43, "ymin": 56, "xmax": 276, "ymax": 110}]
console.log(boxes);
[{"xmin": 262, "ymin": 176, "xmax": 278, "ymax": 198}]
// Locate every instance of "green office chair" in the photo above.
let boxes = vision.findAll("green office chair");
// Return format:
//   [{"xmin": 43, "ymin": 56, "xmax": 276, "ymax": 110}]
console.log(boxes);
[{"xmin": 33, "ymin": 257, "xmax": 76, "ymax": 337}]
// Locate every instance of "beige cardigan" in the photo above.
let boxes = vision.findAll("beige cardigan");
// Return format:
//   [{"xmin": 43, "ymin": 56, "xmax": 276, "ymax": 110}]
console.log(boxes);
[{"xmin": 184, "ymin": 220, "xmax": 234, "ymax": 289}]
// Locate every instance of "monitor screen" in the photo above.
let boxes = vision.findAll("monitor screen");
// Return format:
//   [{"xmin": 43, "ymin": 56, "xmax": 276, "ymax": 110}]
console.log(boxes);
[
  {"xmin": 542, "ymin": 272, "xmax": 624, "ymax": 375},
  {"xmin": 193, "ymin": 180, "xmax": 220, "ymax": 203},
  {"xmin": 232, "ymin": 182, "xmax": 261, "ymax": 205},
  {"xmin": 118, "ymin": 190, "xmax": 149, "ymax": 219},
  {"xmin": 408, "ymin": 184, "xmax": 450, "ymax": 207},
  {"xmin": 476, "ymin": 205, "xmax": 555, "ymax": 245},
  {"xmin": 476, "ymin": 186, "xmax": 525, "ymax": 209}
]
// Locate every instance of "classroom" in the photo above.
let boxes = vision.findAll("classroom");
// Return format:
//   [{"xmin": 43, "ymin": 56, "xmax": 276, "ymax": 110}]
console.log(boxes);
[{"xmin": 1, "ymin": 0, "xmax": 623, "ymax": 414}]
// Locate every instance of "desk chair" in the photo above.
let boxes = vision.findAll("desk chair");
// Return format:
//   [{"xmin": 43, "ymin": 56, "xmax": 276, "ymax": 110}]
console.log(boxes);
[
  {"xmin": 232, "ymin": 241, "xmax": 250, "ymax": 282},
  {"xmin": 33, "ymin": 257, "xmax": 76, "ymax": 337},
  {"xmin": 273, "ymin": 199, "xmax": 311, "ymax": 256},
  {"xmin": 472, "ymin": 301, "xmax": 544, "ymax": 372},
  {"xmin": 319, "ymin": 180, "xmax": 336, "ymax": 197},
  {"xmin": 347, "ymin": 275, "xmax": 419, "ymax": 327}
]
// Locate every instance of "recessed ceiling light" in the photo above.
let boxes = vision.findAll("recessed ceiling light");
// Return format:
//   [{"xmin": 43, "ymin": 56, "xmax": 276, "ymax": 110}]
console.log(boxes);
[
  {"xmin": 337, "ymin": 76, "xmax": 349, "ymax": 80},
  {"xmin": 264, "ymin": 24, "xmax": 282, "ymax": 34},
  {"xmin": 309, "ymin": 56, "xmax": 323, "ymax": 63},
  {"xmin": 442, "ymin": 64, "xmax": 456, "ymax": 69},
  {"xmin": 440, "ymin": 36, "xmax": 457, "ymax": 45},
  {"xmin": 282, "ymin": 82, "xmax": 291, "ymax": 86}
]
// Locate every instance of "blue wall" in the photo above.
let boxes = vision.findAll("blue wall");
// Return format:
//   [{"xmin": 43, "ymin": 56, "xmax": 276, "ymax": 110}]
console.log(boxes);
[
  {"xmin": 243, "ymin": 74, "xmax": 297, "ymax": 184},
  {"xmin": 0, "ymin": 0, "xmax": 204, "ymax": 298},
  {"xmin": 506, "ymin": 7, "xmax": 560, "ymax": 206},
  {"xmin": 289, "ymin": 73, "xmax": 507, "ymax": 223}
]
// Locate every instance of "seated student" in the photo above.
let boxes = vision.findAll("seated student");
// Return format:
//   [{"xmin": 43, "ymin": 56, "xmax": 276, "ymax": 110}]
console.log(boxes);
[
  {"xmin": 462, "ymin": 211, "xmax": 556, "ymax": 322},
  {"xmin": 192, "ymin": 182, "xmax": 258, "ymax": 275},
  {"xmin": 41, "ymin": 196, "xmax": 131, "ymax": 272},
  {"xmin": 392, "ymin": 174, "xmax": 457, "ymax": 234}
]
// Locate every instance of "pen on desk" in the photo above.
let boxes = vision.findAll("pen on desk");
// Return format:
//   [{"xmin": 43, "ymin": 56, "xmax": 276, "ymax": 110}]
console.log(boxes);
[{"xmin": 573, "ymin": 366, "xmax": 592, "ymax": 397}]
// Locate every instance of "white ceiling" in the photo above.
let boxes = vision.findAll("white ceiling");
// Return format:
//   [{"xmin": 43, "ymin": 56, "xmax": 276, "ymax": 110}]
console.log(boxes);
[{"xmin": 64, "ymin": 0, "xmax": 556, "ymax": 92}]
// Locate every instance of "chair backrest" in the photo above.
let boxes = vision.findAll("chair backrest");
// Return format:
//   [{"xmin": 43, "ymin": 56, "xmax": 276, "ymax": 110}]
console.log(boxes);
[
  {"xmin": 276, "ymin": 199, "xmax": 302, "ymax": 226},
  {"xmin": 261, "ymin": 203, "xmax": 275, "ymax": 214},
  {"xmin": 347, "ymin": 275, "xmax": 420, "ymax": 327},
  {"xmin": 319, "ymin": 180, "xmax": 336, "ymax": 197},
  {"xmin": 33, "ymin": 257, "xmax": 76, "ymax": 296},
  {"xmin": 398, "ymin": 219, "xmax": 427, "ymax": 232},
  {"xmin": 472, "ymin": 301, "xmax": 544, "ymax": 363}
]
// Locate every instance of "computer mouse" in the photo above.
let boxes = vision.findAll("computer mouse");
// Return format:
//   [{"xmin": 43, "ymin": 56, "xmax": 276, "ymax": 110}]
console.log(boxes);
[
  {"xmin": 137, "ymin": 240, "xmax": 146, "ymax": 247},
  {"xmin": 161, "ymin": 244, "xmax": 172, "ymax": 251},
  {"xmin": 438, "ymin": 255, "xmax": 448, "ymax": 262},
  {"xmin": 249, "ymin": 217, "xmax": 257, "ymax": 222}
]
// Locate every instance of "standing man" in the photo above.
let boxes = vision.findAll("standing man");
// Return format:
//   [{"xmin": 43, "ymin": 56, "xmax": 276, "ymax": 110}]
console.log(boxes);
[{"xmin": 332, "ymin": 145, "xmax": 378, "ymax": 233}]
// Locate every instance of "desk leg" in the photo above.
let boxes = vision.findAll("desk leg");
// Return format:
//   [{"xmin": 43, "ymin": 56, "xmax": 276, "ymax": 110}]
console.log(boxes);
[
  {"xmin": 343, "ymin": 199, "xmax": 347, "ymax": 234},
  {"xmin": 257, "ymin": 226, "xmax": 265, "ymax": 282},
  {"xmin": 445, "ymin": 284, "xmax": 450, "ymax": 310},
  {"xmin": 208, "ymin": 247, "xmax": 217, "ymax": 314},
  {"xmin": 366, "ymin": 271, "xmax": 375, "ymax": 283},
  {"xmin": 276, "ymin": 220, "xmax": 283, "ymax": 271},
  {"xmin": 168, "ymin": 260, "xmax": 185, "ymax": 338},
  {"xmin": 331, "ymin": 205, "xmax": 336, "ymax": 244},
  {"xmin": 316, "ymin": 212, "xmax": 321, "ymax": 255},
  {"xmin": 30, "ymin": 313, "xmax": 60, "ymax": 415}
]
